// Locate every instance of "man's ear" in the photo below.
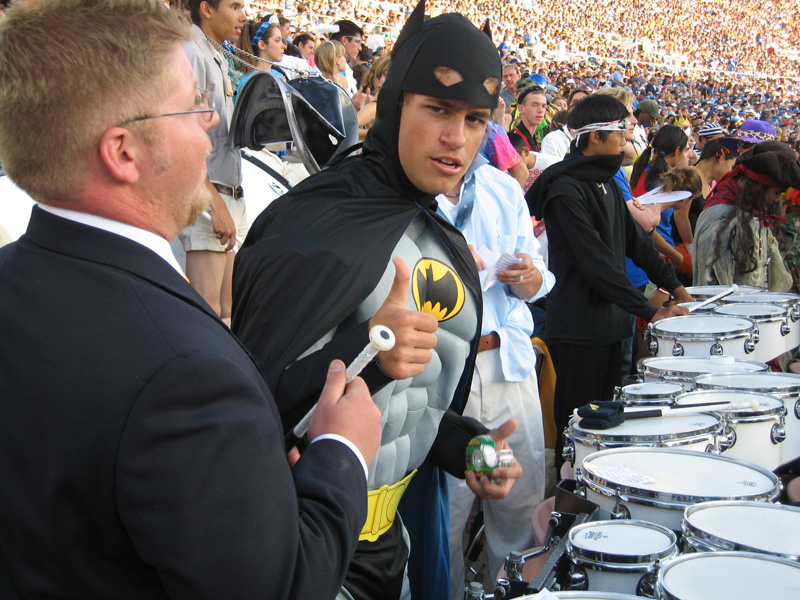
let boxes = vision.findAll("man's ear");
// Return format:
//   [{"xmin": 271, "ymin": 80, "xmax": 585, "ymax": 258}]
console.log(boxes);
[
  {"xmin": 98, "ymin": 127, "xmax": 141, "ymax": 184},
  {"xmin": 199, "ymin": 1, "xmax": 213, "ymax": 21}
]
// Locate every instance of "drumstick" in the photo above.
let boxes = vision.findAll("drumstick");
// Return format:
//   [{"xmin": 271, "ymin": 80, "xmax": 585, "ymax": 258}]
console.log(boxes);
[
  {"xmin": 284, "ymin": 326, "xmax": 395, "ymax": 451},
  {"xmin": 624, "ymin": 400, "xmax": 758, "ymax": 420},
  {"xmin": 688, "ymin": 284, "xmax": 739, "ymax": 313}
]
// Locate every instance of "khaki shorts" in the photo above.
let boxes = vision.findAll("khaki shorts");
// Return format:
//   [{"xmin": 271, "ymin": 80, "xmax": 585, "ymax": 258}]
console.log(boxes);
[{"xmin": 178, "ymin": 192, "xmax": 247, "ymax": 252}]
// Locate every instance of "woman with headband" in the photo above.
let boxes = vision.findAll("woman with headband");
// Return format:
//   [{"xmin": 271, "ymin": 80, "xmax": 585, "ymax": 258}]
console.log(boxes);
[{"xmin": 693, "ymin": 148, "xmax": 800, "ymax": 290}]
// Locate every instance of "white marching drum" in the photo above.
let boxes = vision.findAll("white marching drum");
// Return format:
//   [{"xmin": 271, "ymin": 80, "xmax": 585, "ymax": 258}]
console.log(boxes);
[
  {"xmin": 656, "ymin": 551, "xmax": 800, "ymax": 600},
  {"xmin": 682, "ymin": 500, "xmax": 800, "ymax": 561},
  {"xmin": 694, "ymin": 372, "xmax": 800, "ymax": 465},
  {"xmin": 685, "ymin": 285, "xmax": 762, "ymax": 300},
  {"xmin": 713, "ymin": 303, "xmax": 791, "ymax": 362},
  {"xmin": 577, "ymin": 447, "xmax": 781, "ymax": 531},
  {"xmin": 674, "ymin": 390, "xmax": 786, "ymax": 470},
  {"xmin": 637, "ymin": 356, "xmax": 768, "ymax": 389},
  {"xmin": 614, "ymin": 382, "xmax": 683, "ymax": 406},
  {"xmin": 564, "ymin": 413, "xmax": 722, "ymax": 468},
  {"xmin": 722, "ymin": 291, "xmax": 800, "ymax": 352},
  {"xmin": 566, "ymin": 520, "xmax": 677, "ymax": 597},
  {"xmin": 646, "ymin": 315, "xmax": 757, "ymax": 359}
]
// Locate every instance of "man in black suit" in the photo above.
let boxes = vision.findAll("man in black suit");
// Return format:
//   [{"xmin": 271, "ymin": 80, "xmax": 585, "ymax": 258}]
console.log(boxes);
[{"xmin": 0, "ymin": 1, "xmax": 380, "ymax": 599}]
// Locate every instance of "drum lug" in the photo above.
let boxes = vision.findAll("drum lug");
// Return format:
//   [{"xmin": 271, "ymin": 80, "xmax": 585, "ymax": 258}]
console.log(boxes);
[
  {"xmin": 743, "ymin": 335, "xmax": 756, "ymax": 355},
  {"xmin": 781, "ymin": 321, "xmax": 791, "ymax": 337},
  {"xmin": 562, "ymin": 444, "xmax": 575, "ymax": 465},
  {"xmin": 795, "ymin": 399, "xmax": 800, "ymax": 421},
  {"xmin": 718, "ymin": 425, "xmax": 736, "ymax": 451},
  {"xmin": 637, "ymin": 572, "xmax": 659, "ymax": 599},
  {"xmin": 573, "ymin": 473, "xmax": 586, "ymax": 497},
  {"xmin": 562, "ymin": 429, "xmax": 575, "ymax": 465},
  {"xmin": 646, "ymin": 327, "xmax": 658, "ymax": 355},
  {"xmin": 612, "ymin": 385, "xmax": 622, "ymax": 402},
  {"xmin": 610, "ymin": 499, "xmax": 631, "ymax": 520},
  {"xmin": 791, "ymin": 306, "xmax": 800, "ymax": 322},
  {"xmin": 751, "ymin": 325, "xmax": 760, "ymax": 344},
  {"xmin": 567, "ymin": 564, "xmax": 588, "ymax": 591},
  {"xmin": 710, "ymin": 342, "xmax": 723, "ymax": 356},
  {"xmin": 671, "ymin": 342, "xmax": 684, "ymax": 357},
  {"xmin": 771, "ymin": 423, "xmax": 786, "ymax": 445}
]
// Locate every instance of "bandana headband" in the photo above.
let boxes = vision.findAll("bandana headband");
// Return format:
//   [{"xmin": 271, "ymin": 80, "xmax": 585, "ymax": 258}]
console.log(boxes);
[
  {"xmin": 571, "ymin": 119, "xmax": 626, "ymax": 145},
  {"xmin": 251, "ymin": 22, "xmax": 270, "ymax": 48}
]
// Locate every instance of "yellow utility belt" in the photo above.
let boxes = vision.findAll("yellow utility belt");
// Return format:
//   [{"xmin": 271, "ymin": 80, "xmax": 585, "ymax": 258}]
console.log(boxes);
[{"xmin": 360, "ymin": 469, "xmax": 417, "ymax": 542}]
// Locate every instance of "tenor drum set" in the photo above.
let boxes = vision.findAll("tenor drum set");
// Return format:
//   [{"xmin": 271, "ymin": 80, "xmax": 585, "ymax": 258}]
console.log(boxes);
[{"xmin": 475, "ymin": 285, "xmax": 800, "ymax": 599}]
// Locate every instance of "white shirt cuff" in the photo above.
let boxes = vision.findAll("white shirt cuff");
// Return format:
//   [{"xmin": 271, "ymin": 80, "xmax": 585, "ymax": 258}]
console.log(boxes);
[{"xmin": 310, "ymin": 434, "xmax": 369, "ymax": 481}]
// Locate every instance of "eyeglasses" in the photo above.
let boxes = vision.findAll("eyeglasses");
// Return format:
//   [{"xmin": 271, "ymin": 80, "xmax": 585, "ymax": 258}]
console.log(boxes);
[
  {"xmin": 737, "ymin": 141, "xmax": 755, "ymax": 149},
  {"xmin": 117, "ymin": 90, "xmax": 215, "ymax": 126},
  {"xmin": 345, "ymin": 35, "xmax": 363, "ymax": 44}
]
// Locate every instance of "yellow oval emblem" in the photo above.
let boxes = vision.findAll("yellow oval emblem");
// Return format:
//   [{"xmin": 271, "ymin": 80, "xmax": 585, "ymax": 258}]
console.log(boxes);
[{"xmin": 411, "ymin": 259, "xmax": 465, "ymax": 322}]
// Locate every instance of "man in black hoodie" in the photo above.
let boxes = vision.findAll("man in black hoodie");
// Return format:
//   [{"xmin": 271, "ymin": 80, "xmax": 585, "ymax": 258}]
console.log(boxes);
[
  {"xmin": 232, "ymin": 3, "xmax": 522, "ymax": 600},
  {"xmin": 527, "ymin": 94, "xmax": 692, "ymax": 469}
]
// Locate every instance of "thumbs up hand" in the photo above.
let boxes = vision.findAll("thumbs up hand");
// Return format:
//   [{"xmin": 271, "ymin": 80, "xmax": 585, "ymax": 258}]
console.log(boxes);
[{"xmin": 368, "ymin": 257, "xmax": 439, "ymax": 380}]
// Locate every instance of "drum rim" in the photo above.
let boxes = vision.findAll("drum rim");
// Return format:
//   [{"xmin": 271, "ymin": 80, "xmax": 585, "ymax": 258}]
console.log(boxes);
[
  {"xmin": 682, "ymin": 500, "xmax": 800, "ymax": 561},
  {"xmin": 620, "ymin": 382, "xmax": 683, "ymax": 402},
  {"xmin": 650, "ymin": 315, "xmax": 756, "ymax": 339},
  {"xmin": 569, "ymin": 414, "xmax": 722, "ymax": 443},
  {"xmin": 567, "ymin": 519, "xmax": 678, "ymax": 567},
  {"xmin": 638, "ymin": 357, "xmax": 768, "ymax": 380},
  {"xmin": 695, "ymin": 372, "xmax": 800, "ymax": 396},
  {"xmin": 722, "ymin": 292, "xmax": 800, "ymax": 307},
  {"xmin": 714, "ymin": 303, "xmax": 789, "ymax": 321},
  {"xmin": 578, "ymin": 447, "xmax": 781, "ymax": 507},
  {"xmin": 674, "ymin": 390, "xmax": 786, "ymax": 418},
  {"xmin": 656, "ymin": 551, "xmax": 800, "ymax": 600},
  {"xmin": 685, "ymin": 285, "xmax": 762, "ymax": 298}
]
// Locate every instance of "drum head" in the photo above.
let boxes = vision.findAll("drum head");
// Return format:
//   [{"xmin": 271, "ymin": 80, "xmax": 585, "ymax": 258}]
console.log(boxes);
[
  {"xmin": 658, "ymin": 552, "xmax": 800, "ymax": 599},
  {"xmin": 572, "ymin": 413, "xmax": 720, "ymax": 439},
  {"xmin": 621, "ymin": 382, "xmax": 683, "ymax": 402},
  {"xmin": 714, "ymin": 303, "xmax": 787, "ymax": 320},
  {"xmin": 580, "ymin": 447, "xmax": 780, "ymax": 503},
  {"xmin": 695, "ymin": 372, "xmax": 800, "ymax": 397},
  {"xmin": 686, "ymin": 285, "xmax": 762, "ymax": 299},
  {"xmin": 638, "ymin": 356, "xmax": 768, "ymax": 380},
  {"xmin": 568, "ymin": 520, "xmax": 676, "ymax": 563},
  {"xmin": 675, "ymin": 390, "xmax": 784, "ymax": 417},
  {"xmin": 723, "ymin": 291, "xmax": 800, "ymax": 307},
  {"xmin": 684, "ymin": 501, "xmax": 800, "ymax": 559},
  {"xmin": 652, "ymin": 315, "xmax": 754, "ymax": 336}
]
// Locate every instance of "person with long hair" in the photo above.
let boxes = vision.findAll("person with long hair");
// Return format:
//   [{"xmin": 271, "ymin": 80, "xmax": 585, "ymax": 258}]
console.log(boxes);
[
  {"xmin": 314, "ymin": 39, "xmax": 347, "ymax": 90},
  {"xmin": 631, "ymin": 125, "xmax": 690, "ymax": 270},
  {"xmin": 238, "ymin": 20, "xmax": 287, "ymax": 84},
  {"xmin": 356, "ymin": 54, "xmax": 390, "ymax": 136},
  {"xmin": 693, "ymin": 150, "xmax": 800, "ymax": 290}
]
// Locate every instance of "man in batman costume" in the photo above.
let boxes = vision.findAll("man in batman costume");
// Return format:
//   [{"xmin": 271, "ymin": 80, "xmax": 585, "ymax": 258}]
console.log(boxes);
[{"xmin": 232, "ymin": 3, "xmax": 521, "ymax": 600}]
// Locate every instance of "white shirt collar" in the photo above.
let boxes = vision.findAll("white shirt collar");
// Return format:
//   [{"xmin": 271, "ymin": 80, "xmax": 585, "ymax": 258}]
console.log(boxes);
[{"xmin": 37, "ymin": 204, "xmax": 185, "ymax": 277}]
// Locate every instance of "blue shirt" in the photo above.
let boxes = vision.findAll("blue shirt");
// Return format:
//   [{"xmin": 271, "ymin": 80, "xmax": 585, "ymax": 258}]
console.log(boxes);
[
  {"xmin": 617, "ymin": 168, "xmax": 650, "ymax": 288},
  {"xmin": 436, "ymin": 158, "xmax": 555, "ymax": 381}
]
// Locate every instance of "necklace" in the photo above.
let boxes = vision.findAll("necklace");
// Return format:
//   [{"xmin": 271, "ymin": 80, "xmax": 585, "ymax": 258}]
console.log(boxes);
[
  {"xmin": 204, "ymin": 34, "xmax": 310, "ymax": 78},
  {"xmin": 443, "ymin": 192, "xmax": 460, "ymax": 199}
]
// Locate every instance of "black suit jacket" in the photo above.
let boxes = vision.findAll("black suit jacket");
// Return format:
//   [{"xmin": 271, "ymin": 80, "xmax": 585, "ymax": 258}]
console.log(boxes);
[{"xmin": 0, "ymin": 207, "xmax": 366, "ymax": 599}]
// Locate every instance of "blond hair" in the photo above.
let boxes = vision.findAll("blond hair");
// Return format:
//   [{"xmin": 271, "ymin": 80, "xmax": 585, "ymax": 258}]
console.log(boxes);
[
  {"xmin": 314, "ymin": 39, "xmax": 345, "ymax": 78},
  {"xmin": 594, "ymin": 86, "xmax": 635, "ymax": 108},
  {"xmin": 0, "ymin": 0, "xmax": 188, "ymax": 202}
]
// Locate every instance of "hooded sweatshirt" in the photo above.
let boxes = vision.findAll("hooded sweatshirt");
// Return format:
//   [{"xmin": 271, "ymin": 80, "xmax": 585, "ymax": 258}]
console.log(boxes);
[{"xmin": 527, "ymin": 152, "xmax": 682, "ymax": 344}]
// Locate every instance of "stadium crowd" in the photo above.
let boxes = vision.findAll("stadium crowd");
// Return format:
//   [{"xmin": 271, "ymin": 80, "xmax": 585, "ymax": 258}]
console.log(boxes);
[{"xmin": 215, "ymin": 0, "xmax": 800, "ymax": 141}]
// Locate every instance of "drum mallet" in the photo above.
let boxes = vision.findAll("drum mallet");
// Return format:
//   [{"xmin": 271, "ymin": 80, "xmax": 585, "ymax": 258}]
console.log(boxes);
[
  {"xmin": 284, "ymin": 325, "xmax": 395, "ymax": 451},
  {"xmin": 688, "ymin": 284, "xmax": 739, "ymax": 313}
]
